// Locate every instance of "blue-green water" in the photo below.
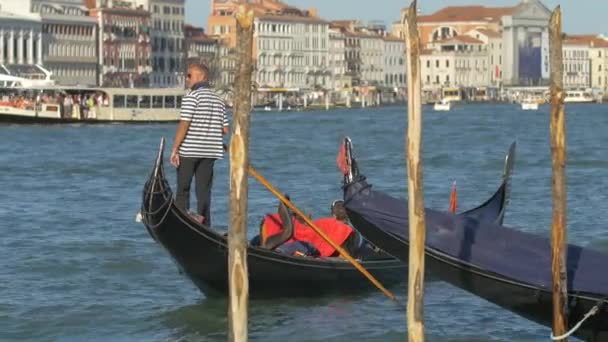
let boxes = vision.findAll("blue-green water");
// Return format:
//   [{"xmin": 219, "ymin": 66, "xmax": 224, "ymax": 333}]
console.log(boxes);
[{"xmin": 2, "ymin": 103, "xmax": 608, "ymax": 341}]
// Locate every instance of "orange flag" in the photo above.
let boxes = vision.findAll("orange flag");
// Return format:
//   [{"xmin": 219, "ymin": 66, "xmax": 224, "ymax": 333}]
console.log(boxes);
[{"xmin": 449, "ymin": 181, "xmax": 458, "ymax": 213}]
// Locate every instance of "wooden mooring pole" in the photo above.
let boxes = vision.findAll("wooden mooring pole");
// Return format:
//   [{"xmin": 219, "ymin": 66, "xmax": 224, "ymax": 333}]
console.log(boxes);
[
  {"xmin": 228, "ymin": 5, "xmax": 254, "ymax": 342},
  {"xmin": 549, "ymin": 6, "xmax": 569, "ymax": 341},
  {"xmin": 403, "ymin": 1, "xmax": 426, "ymax": 341}
]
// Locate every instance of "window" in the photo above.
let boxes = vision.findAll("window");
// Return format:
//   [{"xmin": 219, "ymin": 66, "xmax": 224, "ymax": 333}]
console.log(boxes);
[
  {"xmin": 113, "ymin": 95, "xmax": 125, "ymax": 108},
  {"xmin": 152, "ymin": 96, "xmax": 163, "ymax": 108},
  {"xmin": 126, "ymin": 95, "xmax": 139, "ymax": 109},
  {"xmin": 426, "ymin": 60, "xmax": 430, "ymax": 68},
  {"xmin": 435, "ymin": 75, "xmax": 440, "ymax": 84},
  {"xmin": 446, "ymin": 60, "xmax": 449, "ymax": 68},
  {"xmin": 139, "ymin": 96, "xmax": 151, "ymax": 108},
  {"xmin": 435, "ymin": 60, "xmax": 439, "ymax": 68},
  {"xmin": 165, "ymin": 96, "xmax": 175, "ymax": 108}
]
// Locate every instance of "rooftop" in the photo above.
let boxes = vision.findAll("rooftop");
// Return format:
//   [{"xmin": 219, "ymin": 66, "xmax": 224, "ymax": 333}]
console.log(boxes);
[
  {"xmin": 418, "ymin": 5, "xmax": 520, "ymax": 24},
  {"xmin": 435, "ymin": 35, "xmax": 485, "ymax": 45},
  {"xmin": 473, "ymin": 28, "xmax": 502, "ymax": 38}
]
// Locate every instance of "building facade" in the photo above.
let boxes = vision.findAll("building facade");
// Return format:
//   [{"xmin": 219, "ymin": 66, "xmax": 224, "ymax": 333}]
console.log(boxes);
[
  {"xmin": 328, "ymin": 27, "xmax": 348, "ymax": 90},
  {"xmin": 395, "ymin": 0, "xmax": 551, "ymax": 86},
  {"xmin": 254, "ymin": 15, "xmax": 329, "ymax": 90},
  {"xmin": 383, "ymin": 36, "xmax": 405, "ymax": 90},
  {"xmin": 32, "ymin": 0, "xmax": 97, "ymax": 86},
  {"xmin": 0, "ymin": 12, "xmax": 42, "ymax": 66},
  {"xmin": 134, "ymin": 0, "xmax": 185, "ymax": 88},
  {"xmin": 590, "ymin": 37, "xmax": 608, "ymax": 94},
  {"xmin": 422, "ymin": 36, "xmax": 490, "ymax": 89},
  {"xmin": 563, "ymin": 38, "xmax": 591, "ymax": 89},
  {"xmin": 87, "ymin": 1, "xmax": 152, "ymax": 88},
  {"xmin": 0, "ymin": 10, "xmax": 48, "ymax": 80},
  {"xmin": 359, "ymin": 33, "xmax": 384, "ymax": 87}
]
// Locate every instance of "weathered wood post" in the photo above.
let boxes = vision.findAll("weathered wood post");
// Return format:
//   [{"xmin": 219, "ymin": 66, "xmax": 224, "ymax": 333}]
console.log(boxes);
[
  {"xmin": 403, "ymin": 1, "xmax": 426, "ymax": 341},
  {"xmin": 228, "ymin": 5, "xmax": 254, "ymax": 342},
  {"xmin": 548, "ymin": 6, "xmax": 569, "ymax": 341}
]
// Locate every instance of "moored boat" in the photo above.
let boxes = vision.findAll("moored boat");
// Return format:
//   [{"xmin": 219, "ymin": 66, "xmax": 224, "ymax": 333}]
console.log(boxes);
[
  {"xmin": 521, "ymin": 99, "xmax": 539, "ymax": 111},
  {"xmin": 0, "ymin": 86, "xmax": 184, "ymax": 123},
  {"xmin": 433, "ymin": 99, "xmax": 451, "ymax": 111},
  {"xmin": 342, "ymin": 140, "xmax": 608, "ymax": 341},
  {"xmin": 140, "ymin": 138, "xmax": 509, "ymax": 298}
]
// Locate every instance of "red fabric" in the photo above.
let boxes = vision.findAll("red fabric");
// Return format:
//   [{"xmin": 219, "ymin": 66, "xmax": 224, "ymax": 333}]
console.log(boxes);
[
  {"xmin": 302, "ymin": 218, "xmax": 353, "ymax": 257},
  {"xmin": 449, "ymin": 181, "xmax": 458, "ymax": 213},
  {"xmin": 261, "ymin": 214, "xmax": 353, "ymax": 257},
  {"xmin": 336, "ymin": 141, "xmax": 349, "ymax": 175}
]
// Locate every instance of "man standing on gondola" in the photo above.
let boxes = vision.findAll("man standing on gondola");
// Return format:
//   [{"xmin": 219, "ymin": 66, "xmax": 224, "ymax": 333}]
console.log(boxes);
[{"xmin": 170, "ymin": 63, "xmax": 229, "ymax": 226}]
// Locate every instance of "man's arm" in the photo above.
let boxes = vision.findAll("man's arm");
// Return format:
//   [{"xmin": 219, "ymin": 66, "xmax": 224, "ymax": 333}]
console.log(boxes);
[
  {"xmin": 170, "ymin": 120, "xmax": 190, "ymax": 167},
  {"xmin": 222, "ymin": 101, "xmax": 230, "ymax": 135}
]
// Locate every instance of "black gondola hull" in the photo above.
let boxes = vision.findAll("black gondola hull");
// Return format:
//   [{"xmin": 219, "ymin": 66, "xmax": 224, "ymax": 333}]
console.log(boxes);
[
  {"xmin": 141, "ymin": 139, "xmax": 511, "ymax": 299},
  {"xmin": 348, "ymin": 210, "xmax": 608, "ymax": 341}
]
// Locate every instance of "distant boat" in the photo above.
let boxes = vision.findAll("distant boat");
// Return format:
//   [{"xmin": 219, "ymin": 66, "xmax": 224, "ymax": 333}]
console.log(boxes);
[
  {"xmin": 564, "ymin": 90, "xmax": 595, "ymax": 103},
  {"xmin": 520, "ymin": 99, "xmax": 539, "ymax": 111},
  {"xmin": 433, "ymin": 99, "xmax": 451, "ymax": 111}
]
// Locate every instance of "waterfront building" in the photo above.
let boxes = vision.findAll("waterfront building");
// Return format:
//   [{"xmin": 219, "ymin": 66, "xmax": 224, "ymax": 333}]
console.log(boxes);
[
  {"xmin": 359, "ymin": 30, "xmax": 384, "ymax": 87},
  {"xmin": 466, "ymin": 28, "xmax": 503, "ymax": 86},
  {"xmin": 28, "ymin": 0, "xmax": 97, "ymax": 86},
  {"xmin": 330, "ymin": 21, "xmax": 363, "ymax": 87},
  {"xmin": 0, "ymin": 0, "xmax": 51, "ymax": 80},
  {"xmin": 328, "ymin": 27, "xmax": 349, "ymax": 91},
  {"xmin": 87, "ymin": 0, "xmax": 152, "ymax": 88},
  {"xmin": 383, "ymin": 35, "xmax": 405, "ymax": 91},
  {"xmin": 394, "ymin": 0, "xmax": 551, "ymax": 86},
  {"xmin": 185, "ymin": 25, "xmax": 218, "ymax": 68},
  {"xmin": 590, "ymin": 36, "xmax": 608, "ymax": 95},
  {"xmin": 254, "ymin": 14, "xmax": 329, "ymax": 90},
  {"xmin": 184, "ymin": 25, "xmax": 233, "ymax": 89},
  {"xmin": 208, "ymin": 0, "xmax": 315, "ymax": 49},
  {"xmin": 421, "ymin": 35, "xmax": 491, "ymax": 98},
  {"xmin": 132, "ymin": 0, "xmax": 185, "ymax": 88},
  {"xmin": 563, "ymin": 36, "xmax": 591, "ymax": 89}
]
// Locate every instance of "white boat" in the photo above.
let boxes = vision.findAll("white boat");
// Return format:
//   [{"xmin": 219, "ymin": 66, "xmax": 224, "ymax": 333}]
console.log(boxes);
[
  {"xmin": 564, "ymin": 90, "xmax": 595, "ymax": 103},
  {"xmin": 433, "ymin": 99, "xmax": 451, "ymax": 111},
  {"xmin": 520, "ymin": 100, "xmax": 539, "ymax": 111},
  {"xmin": 0, "ymin": 86, "xmax": 185, "ymax": 123}
]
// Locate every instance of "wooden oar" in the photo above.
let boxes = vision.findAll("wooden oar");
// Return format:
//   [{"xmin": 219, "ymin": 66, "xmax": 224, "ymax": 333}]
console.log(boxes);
[
  {"xmin": 220, "ymin": 143, "xmax": 397, "ymax": 302},
  {"xmin": 246, "ymin": 165, "xmax": 398, "ymax": 303}
]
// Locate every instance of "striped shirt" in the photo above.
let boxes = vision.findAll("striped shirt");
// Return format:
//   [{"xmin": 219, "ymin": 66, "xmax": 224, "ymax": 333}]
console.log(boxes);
[{"xmin": 179, "ymin": 85, "xmax": 229, "ymax": 159}]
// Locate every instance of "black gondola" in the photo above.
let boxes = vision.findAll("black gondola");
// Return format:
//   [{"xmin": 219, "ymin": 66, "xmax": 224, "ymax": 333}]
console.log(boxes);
[
  {"xmin": 342, "ymin": 141, "xmax": 608, "ymax": 341},
  {"xmin": 140, "ymin": 138, "xmax": 509, "ymax": 298}
]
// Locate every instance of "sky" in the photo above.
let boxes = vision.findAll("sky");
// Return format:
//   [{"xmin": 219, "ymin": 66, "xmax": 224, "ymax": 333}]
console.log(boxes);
[{"xmin": 185, "ymin": 0, "xmax": 607, "ymax": 35}]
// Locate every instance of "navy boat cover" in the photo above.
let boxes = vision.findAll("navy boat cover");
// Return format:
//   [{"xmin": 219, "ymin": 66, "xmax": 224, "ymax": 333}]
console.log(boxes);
[{"xmin": 345, "ymin": 179, "xmax": 608, "ymax": 296}]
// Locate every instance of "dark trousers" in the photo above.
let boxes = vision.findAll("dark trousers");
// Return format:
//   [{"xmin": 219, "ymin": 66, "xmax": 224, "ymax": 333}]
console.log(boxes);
[{"xmin": 175, "ymin": 157, "xmax": 215, "ymax": 226}]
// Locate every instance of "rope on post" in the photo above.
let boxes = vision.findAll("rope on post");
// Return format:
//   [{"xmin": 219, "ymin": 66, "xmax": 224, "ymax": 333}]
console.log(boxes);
[{"xmin": 550, "ymin": 301, "xmax": 603, "ymax": 340}]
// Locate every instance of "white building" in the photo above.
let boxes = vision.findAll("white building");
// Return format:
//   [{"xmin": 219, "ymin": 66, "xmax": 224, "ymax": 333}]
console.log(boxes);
[
  {"xmin": 0, "ymin": 10, "xmax": 42, "ymax": 66},
  {"xmin": 467, "ymin": 28, "xmax": 503, "ymax": 86},
  {"xmin": 32, "ymin": 0, "xmax": 98, "ymax": 86},
  {"xmin": 563, "ymin": 39, "xmax": 591, "ymax": 89},
  {"xmin": 383, "ymin": 36, "xmax": 405, "ymax": 90},
  {"xmin": 134, "ymin": 0, "xmax": 185, "ymax": 87},
  {"xmin": 328, "ymin": 27, "xmax": 347, "ymax": 90},
  {"xmin": 0, "ymin": 0, "xmax": 50, "ymax": 80},
  {"xmin": 590, "ymin": 37, "xmax": 608, "ymax": 94},
  {"xmin": 500, "ymin": 0, "xmax": 551, "ymax": 86},
  {"xmin": 254, "ymin": 15, "xmax": 329, "ymax": 90},
  {"xmin": 359, "ymin": 33, "xmax": 383, "ymax": 86},
  {"xmin": 422, "ymin": 36, "xmax": 490, "ymax": 89}
]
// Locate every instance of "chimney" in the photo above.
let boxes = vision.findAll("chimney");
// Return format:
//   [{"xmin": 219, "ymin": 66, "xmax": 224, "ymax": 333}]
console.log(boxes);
[{"xmin": 308, "ymin": 8, "xmax": 317, "ymax": 17}]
